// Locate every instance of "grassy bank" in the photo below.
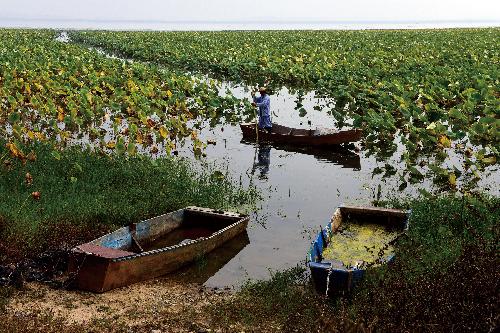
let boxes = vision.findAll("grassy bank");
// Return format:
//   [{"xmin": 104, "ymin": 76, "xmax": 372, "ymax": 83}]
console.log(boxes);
[
  {"xmin": 1, "ymin": 142, "xmax": 498, "ymax": 332},
  {"xmin": 0, "ymin": 193, "xmax": 497, "ymax": 331},
  {"xmin": 211, "ymin": 193, "xmax": 499, "ymax": 332},
  {"xmin": 0, "ymin": 142, "xmax": 259, "ymax": 263}
]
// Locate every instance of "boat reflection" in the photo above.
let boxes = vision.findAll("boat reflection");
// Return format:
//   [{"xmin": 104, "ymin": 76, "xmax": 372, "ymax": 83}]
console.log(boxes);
[
  {"xmin": 241, "ymin": 139, "xmax": 361, "ymax": 170},
  {"xmin": 168, "ymin": 231, "xmax": 250, "ymax": 284}
]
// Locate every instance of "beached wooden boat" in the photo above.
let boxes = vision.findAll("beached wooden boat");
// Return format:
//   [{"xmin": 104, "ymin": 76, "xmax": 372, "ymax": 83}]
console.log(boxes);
[
  {"xmin": 68, "ymin": 207, "xmax": 249, "ymax": 292},
  {"xmin": 308, "ymin": 205, "xmax": 410, "ymax": 296},
  {"xmin": 240, "ymin": 123, "xmax": 362, "ymax": 147}
]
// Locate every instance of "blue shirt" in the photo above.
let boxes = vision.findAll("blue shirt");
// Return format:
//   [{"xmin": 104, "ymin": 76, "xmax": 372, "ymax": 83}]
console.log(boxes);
[{"xmin": 253, "ymin": 94, "xmax": 272, "ymax": 128}]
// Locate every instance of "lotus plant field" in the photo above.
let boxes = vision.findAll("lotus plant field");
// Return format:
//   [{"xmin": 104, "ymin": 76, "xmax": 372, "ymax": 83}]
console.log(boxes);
[
  {"xmin": 0, "ymin": 29, "xmax": 250, "ymax": 160},
  {"xmin": 70, "ymin": 29, "xmax": 500, "ymax": 190},
  {"xmin": 1, "ymin": 28, "xmax": 499, "ymax": 191}
]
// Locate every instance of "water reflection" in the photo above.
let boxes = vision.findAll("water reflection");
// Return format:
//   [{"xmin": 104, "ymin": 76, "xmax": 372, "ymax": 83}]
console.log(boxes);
[
  {"xmin": 251, "ymin": 144, "xmax": 272, "ymax": 179},
  {"xmin": 169, "ymin": 231, "xmax": 250, "ymax": 285},
  {"xmin": 242, "ymin": 140, "xmax": 361, "ymax": 170}
]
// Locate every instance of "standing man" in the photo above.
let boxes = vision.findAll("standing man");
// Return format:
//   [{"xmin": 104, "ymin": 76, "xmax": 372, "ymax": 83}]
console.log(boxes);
[{"xmin": 251, "ymin": 87, "xmax": 272, "ymax": 131}]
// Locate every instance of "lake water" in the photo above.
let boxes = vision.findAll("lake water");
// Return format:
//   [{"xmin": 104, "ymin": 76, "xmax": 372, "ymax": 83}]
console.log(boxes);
[
  {"xmin": 170, "ymin": 83, "xmax": 498, "ymax": 288},
  {"xmin": 1, "ymin": 18, "xmax": 499, "ymax": 31}
]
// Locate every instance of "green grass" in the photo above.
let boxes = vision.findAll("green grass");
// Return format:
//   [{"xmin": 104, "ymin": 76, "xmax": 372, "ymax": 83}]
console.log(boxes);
[
  {"xmin": 0, "ymin": 141, "xmax": 259, "ymax": 262},
  {"xmin": 211, "ymin": 266, "xmax": 327, "ymax": 332},
  {"xmin": 209, "ymin": 194, "xmax": 499, "ymax": 332},
  {"xmin": 383, "ymin": 193, "xmax": 498, "ymax": 277},
  {"xmin": 347, "ymin": 193, "xmax": 499, "ymax": 331}
]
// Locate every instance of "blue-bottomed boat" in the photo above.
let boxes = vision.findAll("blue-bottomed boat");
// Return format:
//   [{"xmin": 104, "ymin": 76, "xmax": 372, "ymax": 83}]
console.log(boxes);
[{"xmin": 308, "ymin": 204, "xmax": 411, "ymax": 296}]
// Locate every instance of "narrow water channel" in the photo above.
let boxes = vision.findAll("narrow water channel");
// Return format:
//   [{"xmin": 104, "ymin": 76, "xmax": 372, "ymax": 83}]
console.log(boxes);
[{"xmin": 172, "ymin": 82, "xmax": 499, "ymax": 288}]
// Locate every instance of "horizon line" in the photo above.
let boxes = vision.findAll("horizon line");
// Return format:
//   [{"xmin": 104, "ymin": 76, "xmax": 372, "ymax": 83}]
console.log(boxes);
[{"xmin": 1, "ymin": 18, "xmax": 500, "ymax": 24}]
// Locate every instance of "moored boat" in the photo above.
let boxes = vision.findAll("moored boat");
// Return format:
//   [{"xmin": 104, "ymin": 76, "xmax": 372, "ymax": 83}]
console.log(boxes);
[
  {"xmin": 308, "ymin": 204, "xmax": 410, "ymax": 296},
  {"xmin": 240, "ymin": 123, "xmax": 362, "ymax": 147},
  {"xmin": 68, "ymin": 206, "xmax": 249, "ymax": 292}
]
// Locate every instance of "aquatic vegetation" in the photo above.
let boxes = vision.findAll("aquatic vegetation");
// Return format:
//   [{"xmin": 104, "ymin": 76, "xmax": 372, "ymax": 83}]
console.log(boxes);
[
  {"xmin": 0, "ymin": 29, "xmax": 252, "ymax": 161},
  {"xmin": 71, "ymin": 29, "xmax": 499, "ymax": 190},
  {"xmin": 322, "ymin": 223, "xmax": 399, "ymax": 268}
]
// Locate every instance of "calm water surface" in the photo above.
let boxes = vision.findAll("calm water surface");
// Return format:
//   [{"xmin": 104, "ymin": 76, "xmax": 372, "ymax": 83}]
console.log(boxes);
[{"xmin": 171, "ymin": 85, "xmax": 409, "ymax": 287}]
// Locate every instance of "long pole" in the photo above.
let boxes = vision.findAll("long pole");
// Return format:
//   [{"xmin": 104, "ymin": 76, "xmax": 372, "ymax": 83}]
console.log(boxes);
[
  {"xmin": 252, "ymin": 87, "xmax": 259, "ymax": 143},
  {"xmin": 255, "ymin": 107, "xmax": 259, "ymax": 143}
]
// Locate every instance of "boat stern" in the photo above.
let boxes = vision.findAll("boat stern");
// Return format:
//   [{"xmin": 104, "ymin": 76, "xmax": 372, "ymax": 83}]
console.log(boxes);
[{"xmin": 68, "ymin": 244, "xmax": 136, "ymax": 292}]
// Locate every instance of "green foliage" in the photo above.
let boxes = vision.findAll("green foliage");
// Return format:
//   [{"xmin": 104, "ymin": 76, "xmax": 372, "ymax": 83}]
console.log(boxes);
[
  {"xmin": 70, "ymin": 29, "xmax": 500, "ymax": 190},
  {"xmin": 0, "ymin": 29, "xmax": 251, "ymax": 159},
  {"xmin": 212, "ymin": 266, "xmax": 325, "ymax": 331},
  {"xmin": 386, "ymin": 194, "xmax": 498, "ymax": 276},
  {"xmin": 0, "ymin": 141, "xmax": 259, "ymax": 260}
]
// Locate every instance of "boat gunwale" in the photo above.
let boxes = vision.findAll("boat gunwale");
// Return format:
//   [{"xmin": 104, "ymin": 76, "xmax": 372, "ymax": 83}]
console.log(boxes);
[
  {"xmin": 72, "ymin": 206, "xmax": 249, "ymax": 263},
  {"xmin": 240, "ymin": 123, "xmax": 361, "ymax": 139}
]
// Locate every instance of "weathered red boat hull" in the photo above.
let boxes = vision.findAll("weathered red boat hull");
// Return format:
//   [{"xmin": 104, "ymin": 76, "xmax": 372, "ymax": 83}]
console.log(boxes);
[{"xmin": 68, "ymin": 207, "xmax": 249, "ymax": 292}]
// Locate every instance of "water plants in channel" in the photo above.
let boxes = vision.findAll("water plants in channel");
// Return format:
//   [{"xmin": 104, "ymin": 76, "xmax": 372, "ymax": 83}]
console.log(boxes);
[{"xmin": 70, "ymin": 29, "xmax": 500, "ymax": 191}]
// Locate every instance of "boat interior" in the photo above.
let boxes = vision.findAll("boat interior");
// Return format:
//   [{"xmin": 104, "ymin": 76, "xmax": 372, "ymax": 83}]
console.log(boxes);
[
  {"xmin": 271, "ymin": 124, "xmax": 320, "ymax": 136},
  {"xmin": 244, "ymin": 123, "xmax": 327, "ymax": 136},
  {"xmin": 76, "ymin": 208, "xmax": 244, "ymax": 258}
]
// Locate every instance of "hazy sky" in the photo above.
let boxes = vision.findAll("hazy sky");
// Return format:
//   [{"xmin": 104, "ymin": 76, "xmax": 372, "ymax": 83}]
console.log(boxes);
[{"xmin": 1, "ymin": 0, "xmax": 499, "ymax": 22}]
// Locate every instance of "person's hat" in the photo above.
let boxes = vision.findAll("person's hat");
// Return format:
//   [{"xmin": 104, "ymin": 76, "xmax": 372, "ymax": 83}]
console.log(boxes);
[{"xmin": 259, "ymin": 86, "xmax": 267, "ymax": 92}]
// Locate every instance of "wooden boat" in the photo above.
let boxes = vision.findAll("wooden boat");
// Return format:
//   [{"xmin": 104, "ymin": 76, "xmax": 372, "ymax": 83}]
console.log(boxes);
[
  {"xmin": 240, "ymin": 123, "xmax": 362, "ymax": 147},
  {"xmin": 68, "ymin": 207, "xmax": 249, "ymax": 292},
  {"xmin": 308, "ymin": 204, "xmax": 410, "ymax": 296}
]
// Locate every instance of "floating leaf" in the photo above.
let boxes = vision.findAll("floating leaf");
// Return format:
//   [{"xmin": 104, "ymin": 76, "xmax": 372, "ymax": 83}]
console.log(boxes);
[
  {"xmin": 7, "ymin": 142, "xmax": 25, "ymax": 160},
  {"xmin": 449, "ymin": 173, "xmax": 457, "ymax": 187},
  {"xmin": 482, "ymin": 156, "xmax": 496, "ymax": 165},
  {"xmin": 439, "ymin": 135, "xmax": 451, "ymax": 148},
  {"xmin": 159, "ymin": 126, "xmax": 168, "ymax": 139},
  {"xmin": 211, "ymin": 170, "xmax": 225, "ymax": 181},
  {"xmin": 8, "ymin": 112, "xmax": 20, "ymax": 124},
  {"xmin": 106, "ymin": 141, "xmax": 116, "ymax": 149},
  {"xmin": 57, "ymin": 107, "xmax": 65, "ymax": 122},
  {"xmin": 298, "ymin": 108, "xmax": 307, "ymax": 117}
]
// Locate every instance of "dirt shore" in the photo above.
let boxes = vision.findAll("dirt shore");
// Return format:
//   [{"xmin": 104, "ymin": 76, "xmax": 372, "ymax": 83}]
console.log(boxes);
[{"xmin": 4, "ymin": 279, "xmax": 243, "ymax": 332}]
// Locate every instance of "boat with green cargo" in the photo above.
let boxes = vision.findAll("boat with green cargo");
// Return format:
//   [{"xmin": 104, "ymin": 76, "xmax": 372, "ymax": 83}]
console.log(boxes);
[{"xmin": 308, "ymin": 204, "xmax": 411, "ymax": 296}]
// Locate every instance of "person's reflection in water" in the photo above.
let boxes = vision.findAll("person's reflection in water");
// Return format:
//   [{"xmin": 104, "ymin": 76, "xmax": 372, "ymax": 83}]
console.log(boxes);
[{"xmin": 253, "ymin": 145, "xmax": 271, "ymax": 179}]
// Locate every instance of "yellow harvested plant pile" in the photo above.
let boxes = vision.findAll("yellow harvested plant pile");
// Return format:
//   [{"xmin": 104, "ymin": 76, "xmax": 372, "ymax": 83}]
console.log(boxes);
[{"xmin": 322, "ymin": 223, "xmax": 399, "ymax": 268}]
